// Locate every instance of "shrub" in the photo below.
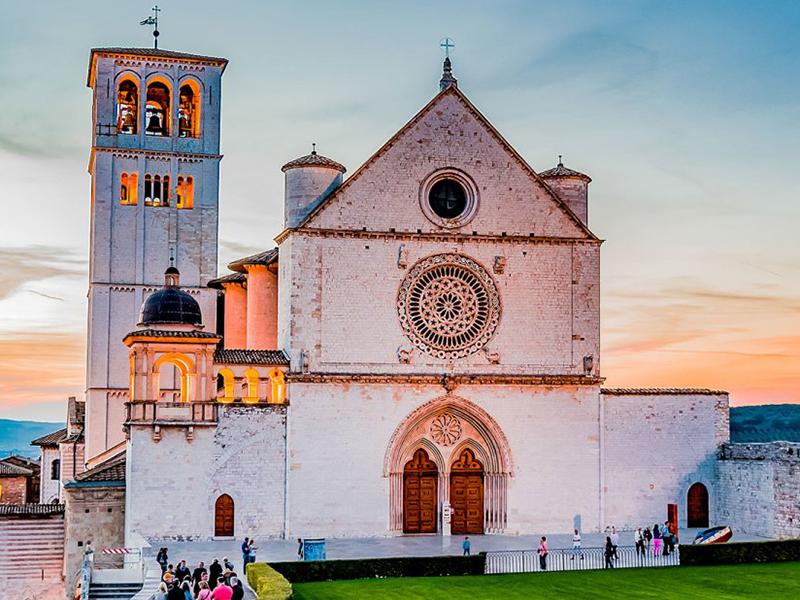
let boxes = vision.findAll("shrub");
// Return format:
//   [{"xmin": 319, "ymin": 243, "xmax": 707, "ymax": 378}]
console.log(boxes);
[
  {"xmin": 247, "ymin": 562, "xmax": 293, "ymax": 600},
  {"xmin": 680, "ymin": 539, "xmax": 800, "ymax": 566},
  {"xmin": 269, "ymin": 553, "xmax": 486, "ymax": 583}
]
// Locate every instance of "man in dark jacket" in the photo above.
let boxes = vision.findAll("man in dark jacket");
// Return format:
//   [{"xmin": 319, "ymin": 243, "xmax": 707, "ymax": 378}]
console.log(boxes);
[
  {"xmin": 230, "ymin": 576, "xmax": 244, "ymax": 600},
  {"xmin": 208, "ymin": 559, "xmax": 223, "ymax": 590}
]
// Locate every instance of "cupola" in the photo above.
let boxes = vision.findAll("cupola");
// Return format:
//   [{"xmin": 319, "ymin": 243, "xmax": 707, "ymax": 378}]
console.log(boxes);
[
  {"xmin": 539, "ymin": 156, "xmax": 592, "ymax": 226},
  {"xmin": 281, "ymin": 145, "xmax": 346, "ymax": 229},
  {"xmin": 138, "ymin": 266, "xmax": 203, "ymax": 327}
]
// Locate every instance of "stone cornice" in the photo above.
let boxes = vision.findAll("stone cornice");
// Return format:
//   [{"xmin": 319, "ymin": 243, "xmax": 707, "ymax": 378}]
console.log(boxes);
[
  {"xmin": 89, "ymin": 146, "xmax": 223, "ymax": 168},
  {"xmin": 286, "ymin": 372, "xmax": 603, "ymax": 386},
  {"xmin": 276, "ymin": 227, "xmax": 603, "ymax": 246}
]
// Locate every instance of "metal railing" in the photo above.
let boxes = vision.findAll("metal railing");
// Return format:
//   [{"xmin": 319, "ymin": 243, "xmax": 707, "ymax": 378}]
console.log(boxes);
[
  {"xmin": 485, "ymin": 544, "xmax": 680, "ymax": 574},
  {"xmin": 125, "ymin": 401, "xmax": 218, "ymax": 424}
]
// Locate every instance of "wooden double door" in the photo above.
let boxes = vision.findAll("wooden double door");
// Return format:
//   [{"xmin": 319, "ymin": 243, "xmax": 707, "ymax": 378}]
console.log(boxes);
[
  {"xmin": 450, "ymin": 449, "xmax": 484, "ymax": 535},
  {"xmin": 403, "ymin": 449, "xmax": 438, "ymax": 533},
  {"xmin": 215, "ymin": 494, "xmax": 235, "ymax": 537},
  {"xmin": 687, "ymin": 482, "xmax": 709, "ymax": 528}
]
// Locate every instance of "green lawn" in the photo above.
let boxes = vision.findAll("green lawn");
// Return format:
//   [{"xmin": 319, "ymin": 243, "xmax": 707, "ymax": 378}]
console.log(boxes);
[{"xmin": 292, "ymin": 562, "xmax": 800, "ymax": 599}]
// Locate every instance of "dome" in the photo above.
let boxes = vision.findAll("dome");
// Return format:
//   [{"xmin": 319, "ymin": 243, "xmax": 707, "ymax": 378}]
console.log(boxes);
[
  {"xmin": 281, "ymin": 148, "xmax": 346, "ymax": 173},
  {"xmin": 138, "ymin": 268, "xmax": 203, "ymax": 327}
]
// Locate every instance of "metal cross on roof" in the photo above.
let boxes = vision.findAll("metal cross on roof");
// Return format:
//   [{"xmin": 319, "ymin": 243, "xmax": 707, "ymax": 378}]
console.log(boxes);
[
  {"xmin": 140, "ymin": 5, "xmax": 161, "ymax": 49},
  {"xmin": 440, "ymin": 37, "xmax": 455, "ymax": 58}
]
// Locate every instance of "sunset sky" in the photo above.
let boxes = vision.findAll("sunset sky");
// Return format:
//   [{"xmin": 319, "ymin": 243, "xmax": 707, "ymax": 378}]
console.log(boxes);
[{"xmin": 0, "ymin": 1, "xmax": 798, "ymax": 421}]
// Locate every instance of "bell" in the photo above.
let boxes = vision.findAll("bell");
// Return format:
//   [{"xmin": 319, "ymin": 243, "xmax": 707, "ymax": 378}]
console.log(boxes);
[
  {"xmin": 146, "ymin": 114, "xmax": 162, "ymax": 134},
  {"xmin": 121, "ymin": 112, "xmax": 136, "ymax": 132},
  {"xmin": 179, "ymin": 114, "xmax": 190, "ymax": 133}
]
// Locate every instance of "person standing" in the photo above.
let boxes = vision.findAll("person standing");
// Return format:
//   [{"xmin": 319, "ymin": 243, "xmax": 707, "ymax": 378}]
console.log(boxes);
[
  {"xmin": 175, "ymin": 560, "xmax": 190, "ymax": 583},
  {"xmin": 148, "ymin": 582, "xmax": 168, "ymax": 600},
  {"xmin": 196, "ymin": 581, "xmax": 212, "ymax": 600},
  {"xmin": 634, "ymin": 527, "xmax": 644, "ymax": 556},
  {"xmin": 644, "ymin": 527, "xmax": 652, "ymax": 553},
  {"xmin": 652, "ymin": 523, "xmax": 662, "ymax": 556},
  {"xmin": 537, "ymin": 536, "xmax": 548, "ymax": 571},
  {"xmin": 156, "ymin": 548, "xmax": 168, "ymax": 574},
  {"xmin": 462, "ymin": 536, "xmax": 471, "ymax": 556},
  {"xmin": 192, "ymin": 562, "xmax": 207, "ymax": 596},
  {"xmin": 208, "ymin": 559, "xmax": 222, "ymax": 591},
  {"xmin": 604, "ymin": 537, "xmax": 615, "ymax": 569},
  {"xmin": 211, "ymin": 578, "xmax": 233, "ymax": 600},
  {"xmin": 241, "ymin": 538, "xmax": 251, "ymax": 573},
  {"xmin": 166, "ymin": 582, "xmax": 185, "ymax": 600},
  {"xmin": 571, "ymin": 529, "xmax": 583, "ymax": 560},
  {"xmin": 297, "ymin": 537, "xmax": 304, "ymax": 560},
  {"xmin": 230, "ymin": 576, "xmax": 244, "ymax": 600}
]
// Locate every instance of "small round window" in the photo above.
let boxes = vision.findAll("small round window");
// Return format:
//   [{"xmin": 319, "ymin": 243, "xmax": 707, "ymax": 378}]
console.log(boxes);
[{"xmin": 428, "ymin": 179, "xmax": 467, "ymax": 219}]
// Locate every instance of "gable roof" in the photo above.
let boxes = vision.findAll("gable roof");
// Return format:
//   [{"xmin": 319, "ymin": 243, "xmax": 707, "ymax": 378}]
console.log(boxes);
[
  {"xmin": 297, "ymin": 85, "xmax": 597, "ymax": 241},
  {"xmin": 69, "ymin": 453, "xmax": 126, "ymax": 487},
  {"xmin": 30, "ymin": 428, "xmax": 67, "ymax": 447},
  {"xmin": 0, "ymin": 461, "xmax": 33, "ymax": 477}
]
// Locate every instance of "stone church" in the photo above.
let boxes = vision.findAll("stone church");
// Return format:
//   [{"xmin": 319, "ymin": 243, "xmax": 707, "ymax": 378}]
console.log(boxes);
[{"xmin": 67, "ymin": 45, "xmax": 734, "ymax": 563}]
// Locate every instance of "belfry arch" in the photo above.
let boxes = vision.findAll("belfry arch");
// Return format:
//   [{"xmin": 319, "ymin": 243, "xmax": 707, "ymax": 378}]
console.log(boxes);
[{"xmin": 385, "ymin": 394, "xmax": 513, "ymax": 534}]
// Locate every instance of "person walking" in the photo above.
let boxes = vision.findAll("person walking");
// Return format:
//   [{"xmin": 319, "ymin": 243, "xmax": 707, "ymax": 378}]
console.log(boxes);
[
  {"xmin": 644, "ymin": 526, "xmax": 653, "ymax": 553},
  {"xmin": 181, "ymin": 580, "xmax": 193, "ymax": 600},
  {"xmin": 297, "ymin": 537, "xmax": 304, "ymax": 560},
  {"xmin": 192, "ymin": 561, "xmax": 207, "ymax": 596},
  {"xmin": 604, "ymin": 536, "xmax": 615, "ymax": 569},
  {"xmin": 148, "ymin": 582, "xmax": 168, "ymax": 600},
  {"xmin": 462, "ymin": 536, "xmax": 471, "ymax": 556},
  {"xmin": 166, "ymin": 581, "xmax": 185, "ymax": 600},
  {"xmin": 652, "ymin": 523, "xmax": 662, "ymax": 556},
  {"xmin": 175, "ymin": 560, "xmax": 190, "ymax": 583},
  {"xmin": 610, "ymin": 526, "xmax": 620, "ymax": 560},
  {"xmin": 537, "ymin": 536, "xmax": 548, "ymax": 571},
  {"xmin": 156, "ymin": 548, "xmax": 168, "ymax": 574},
  {"xmin": 571, "ymin": 529, "xmax": 583, "ymax": 560},
  {"xmin": 223, "ymin": 557, "xmax": 235, "ymax": 572},
  {"xmin": 196, "ymin": 581, "xmax": 212, "ymax": 600},
  {"xmin": 230, "ymin": 576, "xmax": 244, "ymax": 600},
  {"xmin": 634, "ymin": 527, "xmax": 644, "ymax": 556},
  {"xmin": 208, "ymin": 559, "xmax": 222, "ymax": 591}
]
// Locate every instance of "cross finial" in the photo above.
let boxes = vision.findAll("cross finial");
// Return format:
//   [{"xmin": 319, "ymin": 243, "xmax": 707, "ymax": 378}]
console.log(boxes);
[
  {"xmin": 440, "ymin": 37, "xmax": 455, "ymax": 58},
  {"xmin": 140, "ymin": 5, "xmax": 161, "ymax": 49},
  {"xmin": 311, "ymin": 143, "xmax": 317, "ymax": 155},
  {"xmin": 558, "ymin": 154, "xmax": 563, "ymax": 167}
]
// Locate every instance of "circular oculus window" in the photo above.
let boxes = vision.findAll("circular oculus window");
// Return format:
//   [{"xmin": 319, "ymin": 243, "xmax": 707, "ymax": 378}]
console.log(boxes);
[
  {"xmin": 419, "ymin": 170, "xmax": 478, "ymax": 228},
  {"xmin": 397, "ymin": 254, "xmax": 501, "ymax": 360}
]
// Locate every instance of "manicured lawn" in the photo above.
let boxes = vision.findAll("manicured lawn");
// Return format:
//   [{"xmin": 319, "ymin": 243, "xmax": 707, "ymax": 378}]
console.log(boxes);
[{"xmin": 292, "ymin": 562, "xmax": 800, "ymax": 599}]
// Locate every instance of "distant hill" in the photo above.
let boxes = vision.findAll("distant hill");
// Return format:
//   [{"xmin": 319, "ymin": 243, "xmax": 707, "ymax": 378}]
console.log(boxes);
[
  {"xmin": 730, "ymin": 404, "xmax": 800, "ymax": 443},
  {"xmin": 0, "ymin": 419, "xmax": 63, "ymax": 458}
]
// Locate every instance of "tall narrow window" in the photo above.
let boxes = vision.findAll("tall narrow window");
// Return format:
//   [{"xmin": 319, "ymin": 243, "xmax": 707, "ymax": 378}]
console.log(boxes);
[
  {"xmin": 144, "ymin": 174, "xmax": 169, "ymax": 206},
  {"xmin": 144, "ymin": 174, "xmax": 152, "ymax": 205},
  {"xmin": 145, "ymin": 81, "xmax": 171, "ymax": 136},
  {"xmin": 120, "ymin": 172, "xmax": 138, "ymax": 205},
  {"xmin": 153, "ymin": 175, "xmax": 162, "ymax": 205},
  {"xmin": 177, "ymin": 175, "xmax": 194, "ymax": 209},
  {"xmin": 51, "ymin": 459, "xmax": 61, "ymax": 481},
  {"xmin": 116, "ymin": 79, "xmax": 138, "ymax": 134},
  {"xmin": 162, "ymin": 175, "xmax": 170, "ymax": 206},
  {"xmin": 179, "ymin": 81, "xmax": 200, "ymax": 138}
]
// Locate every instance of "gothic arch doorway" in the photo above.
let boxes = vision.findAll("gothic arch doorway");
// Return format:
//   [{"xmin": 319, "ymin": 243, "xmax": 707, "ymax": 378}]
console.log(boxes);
[
  {"xmin": 214, "ymin": 494, "xmax": 235, "ymax": 537},
  {"xmin": 687, "ymin": 482, "xmax": 709, "ymax": 528},
  {"xmin": 403, "ymin": 449, "xmax": 438, "ymax": 534},
  {"xmin": 450, "ymin": 448, "xmax": 484, "ymax": 535}
]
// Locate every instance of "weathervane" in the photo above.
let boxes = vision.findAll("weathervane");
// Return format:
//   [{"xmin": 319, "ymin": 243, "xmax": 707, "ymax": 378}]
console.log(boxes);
[
  {"xmin": 140, "ymin": 5, "xmax": 161, "ymax": 49},
  {"xmin": 440, "ymin": 37, "xmax": 455, "ymax": 58}
]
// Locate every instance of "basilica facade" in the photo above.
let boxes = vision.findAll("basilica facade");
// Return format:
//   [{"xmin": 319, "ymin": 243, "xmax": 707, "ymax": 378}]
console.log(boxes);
[{"xmin": 74, "ymin": 47, "xmax": 729, "ymax": 551}]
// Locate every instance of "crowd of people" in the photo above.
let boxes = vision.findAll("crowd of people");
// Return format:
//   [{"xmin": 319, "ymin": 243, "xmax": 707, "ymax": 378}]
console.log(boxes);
[{"xmin": 149, "ymin": 545, "xmax": 255, "ymax": 600}]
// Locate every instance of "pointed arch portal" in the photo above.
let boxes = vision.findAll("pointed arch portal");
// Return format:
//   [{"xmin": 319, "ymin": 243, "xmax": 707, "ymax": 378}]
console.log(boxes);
[{"xmin": 386, "ymin": 394, "xmax": 512, "ymax": 534}]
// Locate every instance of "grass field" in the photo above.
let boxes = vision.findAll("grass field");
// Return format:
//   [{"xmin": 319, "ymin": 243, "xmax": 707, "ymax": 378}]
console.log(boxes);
[{"xmin": 291, "ymin": 562, "xmax": 800, "ymax": 599}]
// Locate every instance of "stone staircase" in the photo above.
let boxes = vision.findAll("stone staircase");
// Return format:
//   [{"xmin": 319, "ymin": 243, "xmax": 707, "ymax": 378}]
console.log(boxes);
[
  {"xmin": 0, "ymin": 513, "xmax": 64, "ymax": 581},
  {"xmin": 88, "ymin": 582, "xmax": 143, "ymax": 599}
]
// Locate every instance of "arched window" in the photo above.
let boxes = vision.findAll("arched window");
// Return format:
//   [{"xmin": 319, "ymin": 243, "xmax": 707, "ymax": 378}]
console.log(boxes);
[
  {"xmin": 51, "ymin": 458, "xmax": 61, "ymax": 480},
  {"xmin": 216, "ymin": 369, "xmax": 235, "ymax": 403},
  {"xmin": 268, "ymin": 368, "xmax": 286, "ymax": 404},
  {"xmin": 244, "ymin": 369, "xmax": 259, "ymax": 403},
  {"xmin": 145, "ymin": 80, "xmax": 171, "ymax": 136},
  {"xmin": 144, "ymin": 174, "xmax": 170, "ymax": 206},
  {"xmin": 154, "ymin": 353, "xmax": 194, "ymax": 403},
  {"xmin": 177, "ymin": 175, "xmax": 194, "ymax": 209},
  {"xmin": 178, "ymin": 81, "xmax": 200, "ymax": 138},
  {"xmin": 116, "ymin": 79, "xmax": 138, "ymax": 134},
  {"xmin": 120, "ymin": 172, "xmax": 138, "ymax": 205}
]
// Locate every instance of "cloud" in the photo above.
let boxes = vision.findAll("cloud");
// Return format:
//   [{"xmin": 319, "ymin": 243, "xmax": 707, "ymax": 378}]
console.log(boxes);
[{"xmin": 0, "ymin": 245, "xmax": 85, "ymax": 302}]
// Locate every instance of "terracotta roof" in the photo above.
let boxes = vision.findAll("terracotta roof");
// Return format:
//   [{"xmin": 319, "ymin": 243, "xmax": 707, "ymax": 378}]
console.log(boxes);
[
  {"xmin": 214, "ymin": 349, "xmax": 289, "ymax": 365},
  {"xmin": 281, "ymin": 151, "xmax": 346, "ymax": 173},
  {"xmin": 0, "ymin": 462, "xmax": 33, "ymax": 477},
  {"xmin": 227, "ymin": 248, "xmax": 279, "ymax": 273},
  {"xmin": 2, "ymin": 455, "xmax": 39, "ymax": 469},
  {"xmin": 539, "ymin": 162, "xmax": 591, "ymax": 182},
  {"xmin": 294, "ymin": 85, "xmax": 597, "ymax": 241},
  {"xmin": 0, "ymin": 503, "xmax": 64, "ymax": 516},
  {"xmin": 30, "ymin": 428, "xmax": 67, "ymax": 447},
  {"xmin": 601, "ymin": 388, "xmax": 728, "ymax": 396},
  {"xmin": 208, "ymin": 272, "xmax": 247, "ymax": 289},
  {"xmin": 124, "ymin": 329, "xmax": 221, "ymax": 340},
  {"xmin": 88, "ymin": 47, "xmax": 228, "ymax": 86},
  {"xmin": 73, "ymin": 454, "xmax": 126, "ymax": 485}
]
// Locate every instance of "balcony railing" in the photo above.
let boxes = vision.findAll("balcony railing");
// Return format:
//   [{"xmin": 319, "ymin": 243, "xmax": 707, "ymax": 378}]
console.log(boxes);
[
  {"xmin": 125, "ymin": 401, "xmax": 218, "ymax": 425},
  {"xmin": 484, "ymin": 545, "xmax": 680, "ymax": 574}
]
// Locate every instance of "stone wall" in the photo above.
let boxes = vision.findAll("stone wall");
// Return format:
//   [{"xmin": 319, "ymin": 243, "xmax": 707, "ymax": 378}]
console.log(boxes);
[
  {"xmin": 717, "ymin": 442, "xmax": 800, "ymax": 539},
  {"xmin": 63, "ymin": 485, "xmax": 126, "ymax": 595},
  {"xmin": 125, "ymin": 405, "xmax": 286, "ymax": 542},
  {"xmin": 0, "ymin": 475, "xmax": 28, "ymax": 504},
  {"xmin": 602, "ymin": 390, "xmax": 729, "ymax": 529}
]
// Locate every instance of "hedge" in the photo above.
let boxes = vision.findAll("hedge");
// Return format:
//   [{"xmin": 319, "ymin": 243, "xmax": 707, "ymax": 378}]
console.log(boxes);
[
  {"xmin": 247, "ymin": 562, "xmax": 293, "ymax": 600},
  {"xmin": 680, "ymin": 539, "xmax": 800, "ymax": 566},
  {"xmin": 269, "ymin": 553, "xmax": 486, "ymax": 583}
]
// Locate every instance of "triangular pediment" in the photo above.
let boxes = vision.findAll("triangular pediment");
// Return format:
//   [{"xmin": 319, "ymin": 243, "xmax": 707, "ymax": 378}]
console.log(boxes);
[{"xmin": 302, "ymin": 86, "xmax": 595, "ymax": 240}]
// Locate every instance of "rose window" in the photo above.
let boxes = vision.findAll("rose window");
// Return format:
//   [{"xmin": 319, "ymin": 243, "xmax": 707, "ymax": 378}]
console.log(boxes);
[
  {"xmin": 397, "ymin": 254, "xmax": 500, "ymax": 359},
  {"xmin": 430, "ymin": 414, "xmax": 462, "ymax": 446}
]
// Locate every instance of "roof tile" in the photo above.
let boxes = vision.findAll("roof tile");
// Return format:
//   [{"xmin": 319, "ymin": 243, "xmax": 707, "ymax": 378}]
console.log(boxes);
[{"xmin": 214, "ymin": 349, "xmax": 289, "ymax": 366}]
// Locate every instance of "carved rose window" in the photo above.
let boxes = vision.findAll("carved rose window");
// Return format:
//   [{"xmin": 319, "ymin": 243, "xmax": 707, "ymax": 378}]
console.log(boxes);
[
  {"xmin": 430, "ymin": 414, "xmax": 462, "ymax": 446},
  {"xmin": 397, "ymin": 254, "xmax": 500, "ymax": 359}
]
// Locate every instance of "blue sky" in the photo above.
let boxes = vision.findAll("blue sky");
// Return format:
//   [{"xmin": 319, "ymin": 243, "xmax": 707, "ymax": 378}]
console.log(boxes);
[{"xmin": 1, "ymin": 0, "xmax": 799, "ymax": 420}]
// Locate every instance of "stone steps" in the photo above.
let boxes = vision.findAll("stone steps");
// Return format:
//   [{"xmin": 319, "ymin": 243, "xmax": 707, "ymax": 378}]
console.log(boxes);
[{"xmin": 89, "ymin": 582, "xmax": 143, "ymax": 600}]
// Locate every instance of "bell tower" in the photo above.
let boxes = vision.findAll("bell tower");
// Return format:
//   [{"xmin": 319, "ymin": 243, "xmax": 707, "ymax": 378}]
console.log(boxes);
[{"xmin": 85, "ymin": 48, "xmax": 228, "ymax": 460}]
